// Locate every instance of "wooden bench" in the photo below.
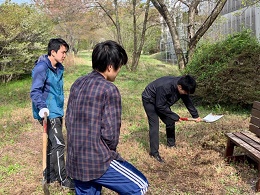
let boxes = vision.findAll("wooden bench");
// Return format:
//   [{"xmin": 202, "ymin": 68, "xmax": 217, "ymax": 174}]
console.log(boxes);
[{"xmin": 225, "ymin": 101, "xmax": 260, "ymax": 191}]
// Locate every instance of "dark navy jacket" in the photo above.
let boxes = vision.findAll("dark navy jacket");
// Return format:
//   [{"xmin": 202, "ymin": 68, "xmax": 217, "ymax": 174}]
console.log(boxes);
[
  {"xmin": 142, "ymin": 76, "xmax": 199, "ymax": 121},
  {"xmin": 30, "ymin": 55, "xmax": 64, "ymax": 120}
]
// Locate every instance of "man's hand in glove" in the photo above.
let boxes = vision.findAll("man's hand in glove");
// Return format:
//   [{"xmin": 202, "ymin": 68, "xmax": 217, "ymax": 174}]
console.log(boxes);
[{"xmin": 39, "ymin": 108, "xmax": 49, "ymax": 118}]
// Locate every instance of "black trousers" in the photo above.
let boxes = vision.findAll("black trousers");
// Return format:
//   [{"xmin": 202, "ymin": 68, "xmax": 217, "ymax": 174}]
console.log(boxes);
[
  {"xmin": 142, "ymin": 98, "xmax": 176, "ymax": 155},
  {"xmin": 42, "ymin": 117, "xmax": 67, "ymax": 183}
]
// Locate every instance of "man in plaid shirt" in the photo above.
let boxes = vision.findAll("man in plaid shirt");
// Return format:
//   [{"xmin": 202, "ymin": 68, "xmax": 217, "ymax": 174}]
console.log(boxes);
[{"xmin": 65, "ymin": 40, "xmax": 148, "ymax": 194}]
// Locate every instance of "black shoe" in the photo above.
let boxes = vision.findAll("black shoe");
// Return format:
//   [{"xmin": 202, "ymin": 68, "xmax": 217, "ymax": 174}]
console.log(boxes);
[
  {"xmin": 47, "ymin": 179, "xmax": 58, "ymax": 184},
  {"xmin": 47, "ymin": 177, "xmax": 58, "ymax": 184},
  {"xmin": 61, "ymin": 177, "xmax": 75, "ymax": 190},
  {"xmin": 167, "ymin": 144, "xmax": 176, "ymax": 148},
  {"xmin": 150, "ymin": 153, "xmax": 165, "ymax": 163}
]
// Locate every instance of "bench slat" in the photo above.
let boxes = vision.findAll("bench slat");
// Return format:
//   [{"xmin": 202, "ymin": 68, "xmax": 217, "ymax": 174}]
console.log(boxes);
[
  {"xmin": 252, "ymin": 109, "xmax": 260, "ymax": 119},
  {"xmin": 234, "ymin": 132, "xmax": 260, "ymax": 150},
  {"xmin": 249, "ymin": 102, "xmax": 260, "ymax": 136},
  {"xmin": 226, "ymin": 132, "xmax": 260, "ymax": 162},
  {"xmin": 241, "ymin": 131, "xmax": 260, "ymax": 144},
  {"xmin": 250, "ymin": 116, "xmax": 260, "ymax": 128},
  {"xmin": 250, "ymin": 124, "xmax": 260, "ymax": 136},
  {"xmin": 253, "ymin": 101, "xmax": 260, "ymax": 111}
]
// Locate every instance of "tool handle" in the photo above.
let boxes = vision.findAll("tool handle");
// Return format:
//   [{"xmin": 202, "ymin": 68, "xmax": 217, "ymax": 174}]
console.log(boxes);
[
  {"xmin": 43, "ymin": 112, "xmax": 48, "ymax": 171},
  {"xmin": 180, "ymin": 117, "xmax": 197, "ymax": 121},
  {"xmin": 42, "ymin": 113, "xmax": 50, "ymax": 195},
  {"xmin": 43, "ymin": 112, "xmax": 48, "ymax": 133}
]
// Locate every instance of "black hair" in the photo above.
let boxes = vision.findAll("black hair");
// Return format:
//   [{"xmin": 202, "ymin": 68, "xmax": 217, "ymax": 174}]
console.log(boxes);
[
  {"xmin": 177, "ymin": 75, "xmax": 197, "ymax": 94},
  {"xmin": 92, "ymin": 40, "xmax": 128, "ymax": 72},
  {"xmin": 47, "ymin": 38, "xmax": 69, "ymax": 56}
]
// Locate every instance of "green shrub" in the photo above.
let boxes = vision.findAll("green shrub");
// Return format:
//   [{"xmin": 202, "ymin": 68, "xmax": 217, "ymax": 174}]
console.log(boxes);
[
  {"xmin": 184, "ymin": 30, "xmax": 260, "ymax": 108},
  {"xmin": 0, "ymin": 3, "xmax": 53, "ymax": 83}
]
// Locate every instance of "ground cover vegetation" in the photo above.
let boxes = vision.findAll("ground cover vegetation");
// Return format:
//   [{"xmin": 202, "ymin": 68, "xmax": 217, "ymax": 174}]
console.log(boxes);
[{"xmin": 0, "ymin": 39, "xmax": 259, "ymax": 194}]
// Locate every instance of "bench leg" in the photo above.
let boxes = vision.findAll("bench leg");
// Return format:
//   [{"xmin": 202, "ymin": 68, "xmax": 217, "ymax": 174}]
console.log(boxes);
[
  {"xmin": 256, "ymin": 164, "xmax": 260, "ymax": 192},
  {"xmin": 256, "ymin": 176, "xmax": 260, "ymax": 192},
  {"xmin": 224, "ymin": 139, "xmax": 235, "ymax": 158}
]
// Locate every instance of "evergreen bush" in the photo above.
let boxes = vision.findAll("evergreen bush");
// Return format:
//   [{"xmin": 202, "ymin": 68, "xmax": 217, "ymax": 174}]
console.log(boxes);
[{"xmin": 184, "ymin": 30, "xmax": 260, "ymax": 108}]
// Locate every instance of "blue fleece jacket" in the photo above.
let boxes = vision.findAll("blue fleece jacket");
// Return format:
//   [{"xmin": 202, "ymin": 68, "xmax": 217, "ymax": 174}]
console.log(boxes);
[{"xmin": 30, "ymin": 55, "xmax": 64, "ymax": 120}]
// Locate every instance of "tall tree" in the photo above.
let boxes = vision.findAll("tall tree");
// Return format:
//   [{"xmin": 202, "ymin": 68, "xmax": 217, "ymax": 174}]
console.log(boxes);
[
  {"xmin": 34, "ymin": 0, "xmax": 95, "ymax": 54},
  {"xmin": 95, "ymin": 0, "xmax": 160, "ymax": 71},
  {"xmin": 95, "ymin": 0, "xmax": 123, "ymax": 46},
  {"xmin": 150, "ymin": 0, "xmax": 228, "ymax": 69},
  {"xmin": 131, "ymin": 0, "xmax": 151, "ymax": 71}
]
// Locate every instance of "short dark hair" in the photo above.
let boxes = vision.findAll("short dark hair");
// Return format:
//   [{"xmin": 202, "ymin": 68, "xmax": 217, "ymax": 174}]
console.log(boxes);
[
  {"xmin": 177, "ymin": 75, "xmax": 197, "ymax": 94},
  {"xmin": 47, "ymin": 38, "xmax": 69, "ymax": 56},
  {"xmin": 92, "ymin": 40, "xmax": 128, "ymax": 72}
]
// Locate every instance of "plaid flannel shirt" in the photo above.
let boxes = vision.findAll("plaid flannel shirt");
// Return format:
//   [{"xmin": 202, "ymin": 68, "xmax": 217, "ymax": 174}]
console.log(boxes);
[{"xmin": 65, "ymin": 70, "xmax": 124, "ymax": 181}]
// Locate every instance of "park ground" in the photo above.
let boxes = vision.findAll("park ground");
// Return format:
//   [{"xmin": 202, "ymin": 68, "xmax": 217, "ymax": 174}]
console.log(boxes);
[{"xmin": 0, "ymin": 52, "xmax": 259, "ymax": 194}]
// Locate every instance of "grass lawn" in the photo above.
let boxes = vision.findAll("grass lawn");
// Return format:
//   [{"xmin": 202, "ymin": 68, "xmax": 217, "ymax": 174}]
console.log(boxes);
[{"xmin": 0, "ymin": 51, "xmax": 257, "ymax": 195}]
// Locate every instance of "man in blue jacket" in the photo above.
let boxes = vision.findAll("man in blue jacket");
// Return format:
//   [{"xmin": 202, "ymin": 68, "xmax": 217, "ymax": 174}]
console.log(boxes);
[
  {"xmin": 142, "ymin": 75, "xmax": 201, "ymax": 163},
  {"xmin": 30, "ymin": 38, "xmax": 74, "ymax": 189}
]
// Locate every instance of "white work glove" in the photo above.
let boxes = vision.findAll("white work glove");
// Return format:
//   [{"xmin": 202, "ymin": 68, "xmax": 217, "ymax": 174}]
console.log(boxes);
[{"xmin": 39, "ymin": 108, "xmax": 50, "ymax": 118}]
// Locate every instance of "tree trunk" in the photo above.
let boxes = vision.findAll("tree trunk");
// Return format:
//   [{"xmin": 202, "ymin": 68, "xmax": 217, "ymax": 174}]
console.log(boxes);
[
  {"xmin": 114, "ymin": 0, "xmax": 123, "ymax": 47},
  {"xmin": 187, "ymin": 1, "xmax": 200, "ymax": 40},
  {"xmin": 130, "ymin": 0, "xmax": 151, "ymax": 71},
  {"xmin": 131, "ymin": 0, "xmax": 137, "ymax": 71},
  {"xmin": 96, "ymin": 1, "xmax": 123, "ymax": 46},
  {"xmin": 150, "ymin": 0, "xmax": 186, "ymax": 69},
  {"xmin": 187, "ymin": 0, "xmax": 228, "ymax": 61}
]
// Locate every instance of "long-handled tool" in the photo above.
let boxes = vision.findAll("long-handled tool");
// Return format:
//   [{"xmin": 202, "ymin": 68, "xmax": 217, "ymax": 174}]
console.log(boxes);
[
  {"xmin": 180, "ymin": 113, "xmax": 224, "ymax": 123},
  {"xmin": 42, "ymin": 112, "xmax": 50, "ymax": 195}
]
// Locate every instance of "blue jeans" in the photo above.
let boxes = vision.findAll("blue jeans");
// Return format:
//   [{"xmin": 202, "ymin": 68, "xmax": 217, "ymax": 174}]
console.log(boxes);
[{"xmin": 74, "ymin": 160, "xmax": 148, "ymax": 195}]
